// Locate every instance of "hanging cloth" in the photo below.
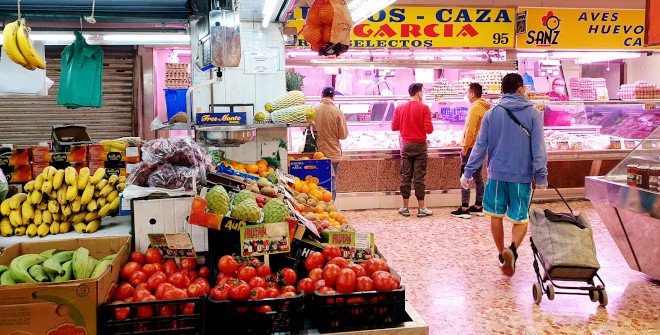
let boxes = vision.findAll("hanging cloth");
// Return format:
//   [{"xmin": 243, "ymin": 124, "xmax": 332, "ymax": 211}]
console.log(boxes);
[{"xmin": 57, "ymin": 31, "xmax": 104, "ymax": 108}]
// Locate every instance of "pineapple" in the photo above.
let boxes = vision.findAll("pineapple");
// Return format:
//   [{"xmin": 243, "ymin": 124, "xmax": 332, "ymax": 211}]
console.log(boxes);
[
  {"xmin": 265, "ymin": 91, "xmax": 306, "ymax": 112},
  {"xmin": 271, "ymin": 105, "xmax": 315, "ymax": 124},
  {"xmin": 254, "ymin": 111, "xmax": 272, "ymax": 124},
  {"xmin": 286, "ymin": 72, "xmax": 305, "ymax": 91}
]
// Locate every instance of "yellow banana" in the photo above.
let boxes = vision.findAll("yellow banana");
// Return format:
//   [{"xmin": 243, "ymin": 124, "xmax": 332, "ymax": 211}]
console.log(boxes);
[
  {"xmin": 43, "ymin": 166, "xmax": 56, "ymax": 181},
  {"xmin": 34, "ymin": 209, "xmax": 43, "ymax": 226},
  {"xmin": 50, "ymin": 221, "xmax": 60, "ymax": 234},
  {"xmin": 90, "ymin": 168, "xmax": 106, "ymax": 185},
  {"xmin": 100, "ymin": 184, "xmax": 113, "ymax": 198},
  {"xmin": 34, "ymin": 174, "xmax": 44, "ymax": 191},
  {"xmin": 72, "ymin": 212, "xmax": 87, "ymax": 224},
  {"xmin": 48, "ymin": 200, "xmax": 60, "ymax": 214},
  {"xmin": 118, "ymin": 176, "xmax": 127, "ymax": 184},
  {"xmin": 81, "ymin": 184, "xmax": 94, "ymax": 205},
  {"xmin": 9, "ymin": 193, "xmax": 27, "ymax": 210},
  {"xmin": 74, "ymin": 222, "xmax": 86, "ymax": 233},
  {"xmin": 110, "ymin": 197, "xmax": 121, "ymax": 211},
  {"xmin": 66, "ymin": 184, "xmax": 78, "ymax": 202},
  {"xmin": 72, "ymin": 196, "xmax": 82, "ymax": 213},
  {"xmin": 24, "ymin": 180, "xmax": 35, "ymax": 192},
  {"xmin": 116, "ymin": 183, "xmax": 126, "ymax": 192},
  {"xmin": 9, "ymin": 210, "xmax": 22, "ymax": 227},
  {"xmin": 65, "ymin": 166, "xmax": 77, "ymax": 186},
  {"xmin": 42, "ymin": 210, "xmax": 52, "ymax": 224},
  {"xmin": 15, "ymin": 19, "xmax": 46, "ymax": 70},
  {"xmin": 85, "ymin": 220, "xmax": 101, "ymax": 233},
  {"xmin": 37, "ymin": 223, "xmax": 50, "ymax": 237},
  {"xmin": 57, "ymin": 186, "xmax": 67, "ymax": 205},
  {"xmin": 84, "ymin": 211, "xmax": 99, "ymax": 222},
  {"xmin": 52, "ymin": 212, "xmax": 61, "ymax": 221},
  {"xmin": 98, "ymin": 203, "xmax": 112, "ymax": 217},
  {"xmin": 62, "ymin": 205, "xmax": 72, "ymax": 218},
  {"xmin": 21, "ymin": 215, "xmax": 29, "ymax": 226},
  {"xmin": 22, "ymin": 200, "xmax": 35, "ymax": 220},
  {"xmin": 36, "ymin": 201, "xmax": 47, "ymax": 211},
  {"xmin": 77, "ymin": 167, "xmax": 90, "ymax": 190},
  {"xmin": 97, "ymin": 197, "xmax": 106, "ymax": 208},
  {"xmin": 106, "ymin": 190, "xmax": 119, "ymax": 203},
  {"xmin": 26, "ymin": 223, "xmax": 38, "ymax": 237},
  {"xmin": 41, "ymin": 178, "xmax": 53, "ymax": 194},
  {"xmin": 107, "ymin": 175, "xmax": 119, "ymax": 186},
  {"xmin": 86, "ymin": 199, "xmax": 98, "ymax": 212},
  {"xmin": 59, "ymin": 221, "xmax": 71, "ymax": 233},
  {"xmin": 96, "ymin": 178, "xmax": 108, "ymax": 191},
  {"xmin": 0, "ymin": 199, "xmax": 10, "ymax": 215},
  {"xmin": 53, "ymin": 169, "xmax": 65, "ymax": 190},
  {"xmin": 49, "ymin": 190, "xmax": 57, "ymax": 200},
  {"xmin": 1, "ymin": 218, "xmax": 13, "ymax": 236},
  {"xmin": 30, "ymin": 189, "xmax": 43, "ymax": 205},
  {"xmin": 14, "ymin": 226, "xmax": 26, "ymax": 236},
  {"xmin": 2, "ymin": 20, "xmax": 29, "ymax": 67}
]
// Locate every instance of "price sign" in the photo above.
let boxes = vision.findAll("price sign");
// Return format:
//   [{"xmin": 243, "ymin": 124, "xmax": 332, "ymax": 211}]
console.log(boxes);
[
  {"xmin": 240, "ymin": 222, "xmax": 291, "ymax": 257},
  {"xmin": 324, "ymin": 231, "xmax": 375, "ymax": 262},
  {"xmin": 148, "ymin": 233, "xmax": 196, "ymax": 258}
]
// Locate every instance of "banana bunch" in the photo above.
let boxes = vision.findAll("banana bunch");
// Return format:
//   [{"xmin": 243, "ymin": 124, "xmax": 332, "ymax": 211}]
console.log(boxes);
[
  {"xmin": 0, "ymin": 247, "xmax": 116, "ymax": 285},
  {"xmin": 99, "ymin": 140, "xmax": 129, "ymax": 153},
  {"xmin": 0, "ymin": 166, "xmax": 125, "ymax": 238},
  {"xmin": 2, "ymin": 19, "xmax": 46, "ymax": 70}
]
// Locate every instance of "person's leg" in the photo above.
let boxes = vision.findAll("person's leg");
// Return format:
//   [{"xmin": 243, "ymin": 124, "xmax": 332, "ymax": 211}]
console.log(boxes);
[
  {"xmin": 413, "ymin": 144, "xmax": 432, "ymax": 216},
  {"xmin": 460, "ymin": 150, "xmax": 471, "ymax": 209},
  {"xmin": 501, "ymin": 182, "xmax": 533, "ymax": 276},
  {"xmin": 399, "ymin": 144, "xmax": 413, "ymax": 216},
  {"xmin": 483, "ymin": 179, "xmax": 509, "ymax": 270},
  {"xmin": 331, "ymin": 162, "xmax": 339, "ymax": 200},
  {"xmin": 473, "ymin": 164, "xmax": 485, "ymax": 209},
  {"xmin": 491, "ymin": 217, "xmax": 505, "ymax": 254}
]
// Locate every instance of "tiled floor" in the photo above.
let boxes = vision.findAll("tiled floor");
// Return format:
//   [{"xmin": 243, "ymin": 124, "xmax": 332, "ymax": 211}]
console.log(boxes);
[{"xmin": 344, "ymin": 200, "xmax": 660, "ymax": 335}]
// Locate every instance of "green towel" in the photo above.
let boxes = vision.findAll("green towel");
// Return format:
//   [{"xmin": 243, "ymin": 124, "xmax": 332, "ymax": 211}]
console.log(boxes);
[{"xmin": 57, "ymin": 31, "xmax": 103, "ymax": 109}]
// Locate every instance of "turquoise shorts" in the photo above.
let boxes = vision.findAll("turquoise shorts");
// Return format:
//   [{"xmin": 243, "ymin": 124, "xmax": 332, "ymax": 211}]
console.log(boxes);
[{"xmin": 483, "ymin": 180, "xmax": 532, "ymax": 224}]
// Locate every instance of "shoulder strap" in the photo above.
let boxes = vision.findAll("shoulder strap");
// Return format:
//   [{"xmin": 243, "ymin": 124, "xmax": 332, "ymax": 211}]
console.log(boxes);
[{"xmin": 498, "ymin": 105, "xmax": 531, "ymax": 138}]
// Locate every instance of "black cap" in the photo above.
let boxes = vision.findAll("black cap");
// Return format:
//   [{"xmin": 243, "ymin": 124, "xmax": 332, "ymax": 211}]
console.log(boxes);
[{"xmin": 321, "ymin": 86, "xmax": 335, "ymax": 97}]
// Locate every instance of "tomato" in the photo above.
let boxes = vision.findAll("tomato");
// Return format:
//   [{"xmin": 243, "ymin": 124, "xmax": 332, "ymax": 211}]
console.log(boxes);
[
  {"xmin": 142, "ymin": 263, "xmax": 158, "ymax": 278},
  {"xmin": 129, "ymin": 271, "xmax": 148, "ymax": 287},
  {"xmin": 355, "ymin": 276, "xmax": 374, "ymax": 292},
  {"xmin": 180, "ymin": 258, "xmax": 198, "ymax": 271},
  {"xmin": 194, "ymin": 278, "xmax": 210, "ymax": 294},
  {"xmin": 256, "ymin": 264, "xmax": 271, "ymax": 278},
  {"xmin": 210, "ymin": 286, "xmax": 230, "ymax": 301},
  {"xmin": 365, "ymin": 259, "xmax": 389, "ymax": 276},
  {"xmin": 113, "ymin": 282, "xmax": 134, "ymax": 301},
  {"xmin": 278, "ymin": 292, "xmax": 296, "ymax": 298},
  {"xmin": 315, "ymin": 279, "xmax": 327, "ymax": 290},
  {"xmin": 198, "ymin": 267, "xmax": 210, "ymax": 278},
  {"xmin": 317, "ymin": 286, "xmax": 334, "ymax": 295},
  {"xmin": 323, "ymin": 264, "xmax": 341, "ymax": 287},
  {"xmin": 155, "ymin": 283, "xmax": 175, "ymax": 300},
  {"xmin": 162, "ymin": 288, "xmax": 188, "ymax": 300},
  {"xmin": 308, "ymin": 268, "xmax": 323, "ymax": 282},
  {"xmin": 217, "ymin": 276, "xmax": 237, "ymax": 289},
  {"xmin": 112, "ymin": 301, "xmax": 130, "ymax": 321},
  {"xmin": 145, "ymin": 248, "xmax": 163, "ymax": 264},
  {"xmin": 349, "ymin": 264, "xmax": 366, "ymax": 277},
  {"xmin": 181, "ymin": 302, "xmax": 195, "ymax": 315},
  {"xmin": 250, "ymin": 258, "xmax": 262, "ymax": 268},
  {"xmin": 327, "ymin": 257, "xmax": 349, "ymax": 269},
  {"xmin": 237, "ymin": 266, "xmax": 257, "ymax": 282},
  {"xmin": 152, "ymin": 262, "xmax": 164, "ymax": 273},
  {"xmin": 280, "ymin": 268, "xmax": 297, "ymax": 286},
  {"xmin": 137, "ymin": 295, "xmax": 155, "ymax": 318},
  {"xmin": 322, "ymin": 245, "xmax": 341, "ymax": 262},
  {"xmin": 371, "ymin": 271, "xmax": 399, "ymax": 291},
  {"xmin": 124, "ymin": 297, "xmax": 134, "ymax": 303},
  {"xmin": 305, "ymin": 252, "xmax": 325, "ymax": 272},
  {"xmin": 162, "ymin": 259, "xmax": 178, "ymax": 276},
  {"xmin": 282, "ymin": 285, "xmax": 296, "ymax": 293},
  {"xmin": 146, "ymin": 272, "xmax": 168, "ymax": 292},
  {"xmin": 255, "ymin": 305, "xmax": 272, "ymax": 314},
  {"xmin": 158, "ymin": 305, "xmax": 176, "ymax": 317},
  {"xmin": 250, "ymin": 287, "xmax": 266, "ymax": 300},
  {"xmin": 133, "ymin": 285, "xmax": 151, "ymax": 301},
  {"xmin": 248, "ymin": 276, "xmax": 267, "ymax": 288},
  {"xmin": 187, "ymin": 283, "xmax": 205, "ymax": 297},
  {"xmin": 336, "ymin": 268, "xmax": 356, "ymax": 293},
  {"xmin": 229, "ymin": 280, "xmax": 251, "ymax": 301},
  {"xmin": 297, "ymin": 278, "xmax": 314, "ymax": 294},
  {"xmin": 265, "ymin": 287, "xmax": 280, "ymax": 298},
  {"xmin": 187, "ymin": 270, "xmax": 199, "ymax": 282},
  {"xmin": 120, "ymin": 262, "xmax": 142, "ymax": 280},
  {"xmin": 218, "ymin": 255, "xmax": 240, "ymax": 275},
  {"xmin": 129, "ymin": 252, "xmax": 145, "ymax": 265},
  {"xmin": 168, "ymin": 272, "xmax": 188, "ymax": 289}
]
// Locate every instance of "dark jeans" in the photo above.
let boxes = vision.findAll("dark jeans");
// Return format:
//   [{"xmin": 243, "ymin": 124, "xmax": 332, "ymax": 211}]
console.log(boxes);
[
  {"xmin": 400, "ymin": 142, "xmax": 428, "ymax": 201},
  {"xmin": 331, "ymin": 162, "xmax": 339, "ymax": 200},
  {"xmin": 460, "ymin": 148, "xmax": 484, "ymax": 206}
]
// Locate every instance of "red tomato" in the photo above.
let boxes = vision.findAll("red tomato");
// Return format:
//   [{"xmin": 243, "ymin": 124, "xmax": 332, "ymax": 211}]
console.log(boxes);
[
  {"xmin": 181, "ymin": 302, "xmax": 195, "ymax": 315},
  {"xmin": 162, "ymin": 288, "xmax": 188, "ymax": 300},
  {"xmin": 315, "ymin": 279, "xmax": 326, "ymax": 290},
  {"xmin": 137, "ymin": 295, "xmax": 155, "ymax": 318},
  {"xmin": 323, "ymin": 264, "xmax": 341, "ymax": 287},
  {"xmin": 349, "ymin": 264, "xmax": 366, "ymax": 277},
  {"xmin": 278, "ymin": 292, "xmax": 296, "ymax": 298},
  {"xmin": 129, "ymin": 271, "xmax": 148, "ymax": 287},
  {"xmin": 250, "ymin": 287, "xmax": 266, "ymax": 300},
  {"xmin": 187, "ymin": 270, "xmax": 199, "ymax": 282},
  {"xmin": 336, "ymin": 268, "xmax": 356, "ymax": 293},
  {"xmin": 152, "ymin": 262, "xmax": 164, "ymax": 273},
  {"xmin": 146, "ymin": 272, "xmax": 168, "ymax": 292},
  {"xmin": 250, "ymin": 258, "xmax": 262, "ymax": 268},
  {"xmin": 194, "ymin": 278, "xmax": 210, "ymax": 294},
  {"xmin": 255, "ymin": 305, "xmax": 272, "ymax": 314},
  {"xmin": 112, "ymin": 301, "xmax": 130, "ymax": 321},
  {"xmin": 308, "ymin": 268, "xmax": 323, "ymax": 282},
  {"xmin": 248, "ymin": 276, "xmax": 267, "ymax": 288},
  {"xmin": 256, "ymin": 264, "xmax": 271, "ymax": 278},
  {"xmin": 145, "ymin": 248, "xmax": 163, "ymax": 264},
  {"xmin": 142, "ymin": 263, "xmax": 158, "ymax": 278},
  {"xmin": 265, "ymin": 287, "xmax": 280, "ymax": 298},
  {"xmin": 280, "ymin": 268, "xmax": 297, "ymax": 286},
  {"xmin": 129, "ymin": 252, "xmax": 145, "ymax": 265},
  {"xmin": 229, "ymin": 280, "xmax": 251, "ymax": 301},
  {"xmin": 327, "ymin": 257, "xmax": 349, "ymax": 269},
  {"xmin": 282, "ymin": 285, "xmax": 296, "ymax": 293},
  {"xmin": 112, "ymin": 282, "xmax": 134, "ymax": 301},
  {"xmin": 168, "ymin": 272, "xmax": 188, "ymax": 289},
  {"xmin": 317, "ymin": 286, "xmax": 334, "ymax": 295},
  {"xmin": 162, "ymin": 259, "xmax": 178, "ymax": 276},
  {"xmin": 305, "ymin": 252, "xmax": 325, "ymax": 272},
  {"xmin": 237, "ymin": 266, "xmax": 257, "ymax": 282},
  {"xmin": 371, "ymin": 271, "xmax": 399, "ymax": 292},
  {"xmin": 120, "ymin": 262, "xmax": 142, "ymax": 280},
  {"xmin": 180, "ymin": 258, "xmax": 198, "ymax": 271},
  {"xmin": 133, "ymin": 285, "xmax": 151, "ymax": 301},
  {"xmin": 210, "ymin": 286, "xmax": 230, "ymax": 301},
  {"xmin": 155, "ymin": 283, "xmax": 175, "ymax": 300},
  {"xmin": 187, "ymin": 283, "xmax": 205, "ymax": 297},
  {"xmin": 124, "ymin": 297, "xmax": 134, "ymax": 303},
  {"xmin": 355, "ymin": 276, "xmax": 374, "ymax": 292},
  {"xmin": 198, "ymin": 267, "xmax": 210, "ymax": 278},
  {"xmin": 297, "ymin": 278, "xmax": 314, "ymax": 294},
  {"xmin": 322, "ymin": 245, "xmax": 341, "ymax": 262},
  {"xmin": 158, "ymin": 305, "xmax": 175, "ymax": 317},
  {"xmin": 365, "ymin": 259, "xmax": 389, "ymax": 276},
  {"xmin": 218, "ymin": 255, "xmax": 240, "ymax": 275}
]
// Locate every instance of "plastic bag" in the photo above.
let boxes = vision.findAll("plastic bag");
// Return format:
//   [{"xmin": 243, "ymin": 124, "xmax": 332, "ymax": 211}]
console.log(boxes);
[
  {"xmin": 0, "ymin": 169, "xmax": 7, "ymax": 202},
  {"xmin": 301, "ymin": 0, "xmax": 352, "ymax": 56},
  {"xmin": 126, "ymin": 161, "xmax": 160, "ymax": 187},
  {"xmin": 146, "ymin": 164, "xmax": 201, "ymax": 190},
  {"xmin": 141, "ymin": 137, "xmax": 212, "ymax": 169}
]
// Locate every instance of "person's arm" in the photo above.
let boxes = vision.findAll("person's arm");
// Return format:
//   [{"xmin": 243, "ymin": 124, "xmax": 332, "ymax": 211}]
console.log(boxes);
[
  {"xmin": 423, "ymin": 105, "xmax": 433, "ymax": 134},
  {"xmin": 391, "ymin": 107, "xmax": 400, "ymax": 131},
  {"xmin": 462, "ymin": 106, "xmax": 480, "ymax": 154},
  {"xmin": 337, "ymin": 110, "xmax": 349, "ymax": 140},
  {"xmin": 463, "ymin": 112, "xmax": 489, "ymax": 179},
  {"xmin": 531, "ymin": 109, "xmax": 548, "ymax": 185}
]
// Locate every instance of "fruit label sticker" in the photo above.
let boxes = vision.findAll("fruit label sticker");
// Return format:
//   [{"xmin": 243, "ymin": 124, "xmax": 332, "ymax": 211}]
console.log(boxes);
[
  {"xmin": 126, "ymin": 147, "xmax": 139, "ymax": 157},
  {"xmin": 148, "ymin": 233, "xmax": 196, "ymax": 258},
  {"xmin": 240, "ymin": 222, "xmax": 291, "ymax": 257},
  {"xmin": 324, "ymin": 232, "xmax": 375, "ymax": 262}
]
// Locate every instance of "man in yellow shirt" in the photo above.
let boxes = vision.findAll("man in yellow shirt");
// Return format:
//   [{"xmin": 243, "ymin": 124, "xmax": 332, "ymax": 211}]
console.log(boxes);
[{"xmin": 451, "ymin": 83, "xmax": 491, "ymax": 219}]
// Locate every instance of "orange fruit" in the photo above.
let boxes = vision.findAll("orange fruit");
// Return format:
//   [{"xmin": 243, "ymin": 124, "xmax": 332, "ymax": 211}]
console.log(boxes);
[
  {"xmin": 311, "ymin": 190, "xmax": 323, "ymax": 200},
  {"xmin": 300, "ymin": 157, "xmax": 310, "ymax": 160},
  {"xmin": 315, "ymin": 206, "xmax": 324, "ymax": 214},
  {"xmin": 310, "ymin": 177, "xmax": 320, "ymax": 184},
  {"xmin": 323, "ymin": 191, "xmax": 332, "ymax": 202},
  {"xmin": 313, "ymin": 152, "xmax": 325, "ymax": 159},
  {"xmin": 235, "ymin": 163, "xmax": 245, "ymax": 171},
  {"xmin": 258, "ymin": 164, "xmax": 267, "ymax": 174},
  {"xmin": 319, "ymin": 3, "xmax": 334, "ymax": 26},
  {"xmin": 306, "ymin": 6, "xmax": 321, "ymax": 26},
  {"xmin": 302, "ymin": 184, "xmax": 310, "ymax": 194},
  {"xmin": 246, "ymin": 164, "xmax": 259, "ymax": 174},
  {"xmin": 322, "ymin": 26, "xmax": 332, "ymax": 43},
  {"xmin": 302, "ymin": 25, "xmax": 322, "ymax": 44},
  {"xmin": 259, "ymin": 171, "xmax": 268, "ymax": 178},
  {"xmin": 267, "ymin": 167, "xmax": 274, "ymax": 173},
  {"xmin": 309, "ymin": 183, "xmax": 318, "ymax": 191},
  {"xmin": 257, "ymin": 159, "xmax": 268, "ymax": 167}
]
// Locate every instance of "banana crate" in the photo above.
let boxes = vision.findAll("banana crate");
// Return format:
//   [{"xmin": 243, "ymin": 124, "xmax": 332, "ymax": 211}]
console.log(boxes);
[{"xmin": 0, "ymin": 235, "xmax": 131, "ymax": 335}]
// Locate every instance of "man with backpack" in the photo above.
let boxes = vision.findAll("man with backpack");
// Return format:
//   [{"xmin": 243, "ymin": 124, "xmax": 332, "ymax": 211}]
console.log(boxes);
[{"xmin": 460, "ymin": 73, "xmax": 548, "ymax": 276}]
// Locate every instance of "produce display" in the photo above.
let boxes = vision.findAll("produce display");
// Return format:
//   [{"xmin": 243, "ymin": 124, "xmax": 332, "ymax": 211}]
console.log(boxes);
[
  {"xmin": 221, "ymin": 159, "xmax": 275, "ymax": 179},
  {"xmin": 257, "ymin": 90, "xmax": 315, "ymax": 124},
  {"xmin": 2, "ymin": 18, "xmax": 46, "ymax": 70},
  {"xmin": 0, "ymin": 166, "xmax": 123, "ymax": 237},
  {"xmin": 0, "ymin": 247, "xmax": 117, "ymax": 284}
]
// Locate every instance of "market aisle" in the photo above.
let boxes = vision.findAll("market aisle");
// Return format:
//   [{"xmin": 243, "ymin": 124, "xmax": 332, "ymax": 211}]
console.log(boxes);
[{"xmin": 344, "ymin": 201, "xmax": 660, "ymax": 335}]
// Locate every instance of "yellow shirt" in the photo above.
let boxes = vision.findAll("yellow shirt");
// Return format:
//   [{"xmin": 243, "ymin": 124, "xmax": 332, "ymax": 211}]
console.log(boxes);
[{"xmin": 462, "ymin": 98, "xmax": 492, "ymax": 151}]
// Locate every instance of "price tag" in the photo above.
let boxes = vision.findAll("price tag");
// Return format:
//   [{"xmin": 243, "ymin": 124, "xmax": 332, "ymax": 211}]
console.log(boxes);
[
  {"xmin": 240, "ymin": 222, "xmax": 291, "ymax": 257},
  {"xmin": 148, "ymin": 233, "xmax": 196, "ymax": 258},
  {"xmin": 126, "ymin": 146, "xmax": 139, "ymax": 157},
  {"xmin": 324, "ymin": 231, "xmax": 375, "ymax": 262}
]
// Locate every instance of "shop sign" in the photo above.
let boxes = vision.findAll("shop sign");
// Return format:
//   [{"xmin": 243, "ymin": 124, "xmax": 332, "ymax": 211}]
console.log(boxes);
[
  {"xmin": 517, "ymin": 8, "xmax": 656, "ymax": 49},
  {"xmin": 323, "ymin": 231, "xmax": 375, "ymax": 262},
  {"xmin": 195, "ymin": 112, "xmax": 247, "ymax": 125},
  {"xmin": 240, "ymin": 222, "xmax": 291, "ymax": 257},
  {"xmin": 148, "ymin": 233, "xmax": 196, "ymax": 258},
  {"xmin": 287, "ymin": 7, "xmax": 515, "ymax": 48}
]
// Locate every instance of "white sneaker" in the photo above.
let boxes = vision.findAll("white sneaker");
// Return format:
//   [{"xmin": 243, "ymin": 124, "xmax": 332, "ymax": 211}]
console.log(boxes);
[
  {"xmin": 398, "ymin": 207, "xmax": 410, "ymax": 217},
  {"xmin": 417, "ymin": 207, "xmax": 433, "ymax": 217}
]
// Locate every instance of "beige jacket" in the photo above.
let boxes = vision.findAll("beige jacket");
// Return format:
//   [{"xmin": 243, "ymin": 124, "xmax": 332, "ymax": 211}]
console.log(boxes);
[{"xmin": 313, "ymin": 98, "xmax": 348, "ymax": 163}]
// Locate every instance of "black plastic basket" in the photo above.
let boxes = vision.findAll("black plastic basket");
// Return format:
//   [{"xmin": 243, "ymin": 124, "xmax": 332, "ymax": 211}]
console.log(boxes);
[
  {"xmin": 206, "ymin": 293, "xmax": 305, "ymax": 334},
  {"xmin": 311, "ymin": 287, "xmax": 407, "ymax": 332},
  {"xmin": 98, "ymin": 297, "xmax": 205, "ymax": 335}
]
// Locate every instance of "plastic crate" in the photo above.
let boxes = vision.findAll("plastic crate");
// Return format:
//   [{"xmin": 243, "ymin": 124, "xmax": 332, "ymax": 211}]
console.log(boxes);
[
  {"xmin": 206, "ymin": 294, "xmax": 305, "ymax": 334},
  {"xmin": 51, "ymin": 124, "xmax": 93, "ymax": 153},
  {"xmin": 311, "ymin": 287, "xmax": 406, "ymax": 332},
  {"xmin": 165, "ymin": 88, "xmax": 188, "ymax": 121},
  {"xmin": 98, "ymin": 297, "xmax": 205, "ymax": 335}
]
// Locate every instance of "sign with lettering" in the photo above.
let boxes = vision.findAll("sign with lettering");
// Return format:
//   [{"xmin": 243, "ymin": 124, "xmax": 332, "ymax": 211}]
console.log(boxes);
[
  {"xmin": 195, "ymin": 112, "xmax": 247, "ymax": 125},
  {"xmin": 148, "ymin": 233, "xmax": 196, "ymax": 258},
  {"xmin": 240, "ymin": 222, "xmax": 291, "ymax": 257},
  {"xmin": 287, "ymin": 7, "xmax": 515, "ymax": 48},
  {"xmin": 323, "ymin": 231, "xmax": 375, "ymax": 262},
  {"xmin": 517, "ymin": 8, "xmax": 656, "ymax": 49}
]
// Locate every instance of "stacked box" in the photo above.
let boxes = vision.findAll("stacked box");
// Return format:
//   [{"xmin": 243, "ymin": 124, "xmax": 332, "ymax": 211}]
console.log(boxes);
[{"xmin": 0, "ymin": 148, "xmax": 31, "ymax": 183}]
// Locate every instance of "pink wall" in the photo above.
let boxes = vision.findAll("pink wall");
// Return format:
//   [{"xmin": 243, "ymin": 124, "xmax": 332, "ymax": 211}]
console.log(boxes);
[{"xmin": 153, "ymin": 48, "xmax": 191, "ymax": 138}]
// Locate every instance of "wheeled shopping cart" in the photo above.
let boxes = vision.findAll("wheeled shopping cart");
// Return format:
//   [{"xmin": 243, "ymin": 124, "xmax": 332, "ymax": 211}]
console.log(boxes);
[{"xmin": 529, "ymin": 186, "xmax": 607, "ymax": 307}]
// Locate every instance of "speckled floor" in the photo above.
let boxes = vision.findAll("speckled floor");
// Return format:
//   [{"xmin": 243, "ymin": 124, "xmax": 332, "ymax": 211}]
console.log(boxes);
[{"xmin": 344, "ymin": 200, "xmax": 660, "ymax": 335}]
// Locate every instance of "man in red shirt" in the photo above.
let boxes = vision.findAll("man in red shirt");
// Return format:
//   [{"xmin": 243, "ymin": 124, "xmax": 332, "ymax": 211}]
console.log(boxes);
[{"xmin": 391, "ymin": 83, "xmax": 434, "ymax": 217}]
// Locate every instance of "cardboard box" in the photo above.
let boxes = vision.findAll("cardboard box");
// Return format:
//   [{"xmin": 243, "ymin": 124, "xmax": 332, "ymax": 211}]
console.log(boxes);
[
  {"xmin": 89, "ymin": 161, "xmax": 136, "ymax": 178},
  {"xmin": 32, "ymin": 162, "xmax": 87, "ymax": 177},
  {"xmin": 32, "ymin": 145, "xmax": 88, "ymax": 163},
  {"xmin": 0, "ymin": 148, "xmax": 30, "ymax": 167},
  {"xmin": 289, "ymin": 158, "xmax": 332, "ymax": 192},
  {"xmin": 1, "ymin": 165, "xmax": 32, "ymax": 183},
  {"xmin": 88, "ymin": 144, "xmax": 141, "ymax": 163},
  {"xmin": 0, "ymin": 236, "xmax": 131, "ymax": 335}
]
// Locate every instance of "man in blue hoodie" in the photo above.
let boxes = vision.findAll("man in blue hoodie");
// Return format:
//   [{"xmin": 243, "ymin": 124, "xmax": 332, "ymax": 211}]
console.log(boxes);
[{"xmin": 460, "ymin": 73, "xmax": 548, "ymax": 277}]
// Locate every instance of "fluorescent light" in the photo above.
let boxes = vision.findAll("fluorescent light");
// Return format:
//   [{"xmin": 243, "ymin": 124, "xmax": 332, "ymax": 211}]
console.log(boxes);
[
  {"xmin": 518, "ymin": 51, "xmax": 642, "ymax": 61},
  {"xmin": 103, "ymin": 34, "xmax": 189, "ymax": 43},
  {"xmin": 350, "ymin": 0, "xmax": 396, "ymax": 25},
  {"xmin": 262, "ymin": 0, "xmax": 278, "ymax": 28}
]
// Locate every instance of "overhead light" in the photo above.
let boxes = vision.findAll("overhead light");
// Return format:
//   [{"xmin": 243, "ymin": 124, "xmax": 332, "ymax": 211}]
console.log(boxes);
[
  {"xmin": 518, "ymin": 51, "xmax": 642, "ymax": 62},
  {"xmin": 262, "ymin": 0, "xmax": 278, "ymax": 28},
  {"xmin": 103, "ymin": 33, "xmax": 189, "ymax": 44},
  {"xmin": 349, "ymin": 0, "xmax": 396, "ymax": 25}
]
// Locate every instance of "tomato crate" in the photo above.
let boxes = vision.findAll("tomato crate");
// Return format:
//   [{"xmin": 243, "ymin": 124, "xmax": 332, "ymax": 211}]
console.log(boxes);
[
  {"xmin": 206, "ymin": 293, "xmax": 305, "ymax": 334},
  {"xmin": 311, "ymin": 286, "xmax": 407, "ymax": 332},
  {"xmin": 98, "ymin": 297, "xmax": 206, "ymax": 335}
]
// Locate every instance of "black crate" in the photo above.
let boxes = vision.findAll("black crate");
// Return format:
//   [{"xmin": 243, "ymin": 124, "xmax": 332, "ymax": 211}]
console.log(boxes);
[
  {"xmin": 206, "ymin": 293, "xmax": 305, "ymax": 334},
  {"xmin": 311, "ymin": 287, "xmax": 407, "ymax": 332},
  {"xmin": 98, "ymin": 297, "xmax": 205, "ymax": 335}
]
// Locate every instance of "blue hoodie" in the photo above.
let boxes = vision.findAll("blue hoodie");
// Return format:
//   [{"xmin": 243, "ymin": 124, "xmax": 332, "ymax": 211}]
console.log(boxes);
[{"xmin": 463, "ymin": 94, "xmax": 548, "ymax": 185}]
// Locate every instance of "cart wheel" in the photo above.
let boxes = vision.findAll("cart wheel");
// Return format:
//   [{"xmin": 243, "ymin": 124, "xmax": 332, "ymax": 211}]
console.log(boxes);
[
  {"xmin": 589, "ymin": 289, "xmax": 599, "ymax": 302},
  {"xmin": 597, "ymin": 286, "xmax": 608, "ymax": 307},
  {"xmin": 545, "ymin": 284, "xmax": 555, "ymax": 300},
  {"xmin": 533, "ymin": 283, "xmax": 543, "ymax": 304}
]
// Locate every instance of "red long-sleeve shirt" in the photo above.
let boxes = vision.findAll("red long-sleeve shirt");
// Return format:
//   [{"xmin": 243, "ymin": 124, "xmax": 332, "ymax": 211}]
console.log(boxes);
[{"xmin": 391, "ymin": 101, "xmax": 433, "ymax": 143}]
